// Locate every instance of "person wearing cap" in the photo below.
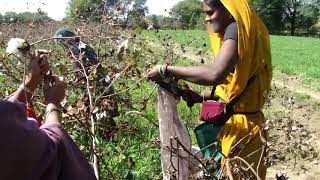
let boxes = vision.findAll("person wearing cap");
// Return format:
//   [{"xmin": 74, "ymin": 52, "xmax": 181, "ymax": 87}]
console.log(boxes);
[
  {"xmin": 54, "ymin": 28, "xmax": 118, "ymax": 139},
  {"xmin": 54, "ymin": 28, "xmax": 99, "ymax": 65},
  {"xmin": 0, "ymin": 50, "xmax": 97, "ymax": 180},
  {"xmin": 148, "ymin": 0, "xmax": 272, "ymax": 178}
]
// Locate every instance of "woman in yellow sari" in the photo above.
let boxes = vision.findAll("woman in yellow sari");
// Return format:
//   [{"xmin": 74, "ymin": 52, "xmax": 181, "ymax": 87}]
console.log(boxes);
[{"xmin": 148, "ymin": 0, "xmax": 272, "ymax": 179}]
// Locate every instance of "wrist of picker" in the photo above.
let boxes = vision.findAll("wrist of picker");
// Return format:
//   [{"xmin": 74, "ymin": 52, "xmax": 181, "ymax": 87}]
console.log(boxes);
[{"xmin": 45, "ymin": 103, "xmax": 61, "ymax": 120}]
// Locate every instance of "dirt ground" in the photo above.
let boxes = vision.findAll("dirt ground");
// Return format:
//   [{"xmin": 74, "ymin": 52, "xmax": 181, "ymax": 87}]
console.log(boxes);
[{"xmin": 266, "ymin": 76, "xmax": 320, "ymax": 180}]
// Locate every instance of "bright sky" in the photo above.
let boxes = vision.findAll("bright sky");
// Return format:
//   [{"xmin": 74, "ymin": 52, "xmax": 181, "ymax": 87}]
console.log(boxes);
[
  {"xmin": 146, "ymin": 0, "xmax": 182, "ymax": 16},
  {"xmin": 0, "ymin": 0, "xmax": 183, "ymax": 21}
]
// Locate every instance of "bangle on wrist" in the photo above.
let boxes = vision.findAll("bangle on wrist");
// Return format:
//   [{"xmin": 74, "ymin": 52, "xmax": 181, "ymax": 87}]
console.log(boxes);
[
  {"xmin": 45, "ymin": 105, "xmax": 61, "ymax": 119},
  {"xmin": 164, "ymin": 64, "xmax": 169, "ymax": 76},
  {"xmin": 158, "ymin": 65, "xmax": 166, "ymax": 78}
]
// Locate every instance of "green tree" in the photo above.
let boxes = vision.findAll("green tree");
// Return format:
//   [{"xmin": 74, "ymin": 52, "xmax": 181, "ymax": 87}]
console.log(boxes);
[
  {"xmin": 0, "ymin": 14, "xmax": 3, "ymax": 23},
  {"xmin": 19, "ymin": 12, "xmax": 34, "ymax": 22},
  {"xmin": 148, "ymin": 15, "xmax": 159, "ymax": 26},
  {"xmin": 67, "ymin": 0, "xmax": 148, "ymax": 26},
  {"xmin": 195, "ymin": 13, "xmax": 206, "ymax": 30},
  {"xmin": 171, "ymin": 0, "xmax": 202, "ymax": 29},
  {"xmin": 2, "ymin": 12, "xmax": 52, "ymax": 24},
  {"xmin": 291, "ymin": 3, "xmax": 319, "ymax": 34},
  {"xmin": 146, "ymin": 14, "xmax": 163, "ymax": 29},
  {"xmin": 161, "ymin": 16, "xmax": 177, "ymax": 29},
  {"xmin": 282, "ymin": 0, "xmax": 304, "ymax": 35},
  {"xmin": 67, "ymin": 0, "xmax": 104, "ymax": 21},
  {"xmin": 3, "ymin": 12, "xmax": 18, "ymax": 23},
  {"xmin": 252, "ymin": 0, "xmax": 285, "ymax": 34},
  {"xmin": 145, "ymin": 15, "xmax": 178, "ymax": 30},
  {"xmin": 188, "ymin": 13, "xmax": 197, "ymax": 29},
  {"xmin": 316, "ymin": 18, "xmax": 320, "ymax": 32},
  {"xmin": 124, "ymin": 0, "xmax": 148, "ymax": 28},
  {"xmin": 252, "ymin": 0, "xmax": 319, "ymax": 35},
  {"xmin": 34, "ymin": 13, "xmax": 53, "ymax": 23}
]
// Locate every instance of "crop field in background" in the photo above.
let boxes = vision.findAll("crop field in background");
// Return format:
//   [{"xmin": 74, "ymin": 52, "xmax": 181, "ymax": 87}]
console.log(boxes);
[{"xmin": 144, "ymin": 30, "xmax": 320, "ymax": 89}]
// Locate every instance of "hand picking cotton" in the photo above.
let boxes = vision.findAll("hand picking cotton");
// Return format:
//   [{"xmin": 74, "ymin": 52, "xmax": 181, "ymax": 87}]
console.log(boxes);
[{"xmin": 158, "ymin": 88, "xmax": 192, "ymax": 180}]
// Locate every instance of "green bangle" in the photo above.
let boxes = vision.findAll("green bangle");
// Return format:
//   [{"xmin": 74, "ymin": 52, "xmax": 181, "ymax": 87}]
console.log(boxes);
[{"xmin": 159, "ymin": 65, "xmax": 166, "ymax": 78}]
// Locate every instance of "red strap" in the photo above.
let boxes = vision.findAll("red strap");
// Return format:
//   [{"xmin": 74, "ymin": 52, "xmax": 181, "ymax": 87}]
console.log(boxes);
[
  {"xmin": 26, "ymin": 102, "xmax": 42, "ymax": 127},
  {"xmin": 164, "ymin": 64, "xmax": 169, "ymax": 76}
]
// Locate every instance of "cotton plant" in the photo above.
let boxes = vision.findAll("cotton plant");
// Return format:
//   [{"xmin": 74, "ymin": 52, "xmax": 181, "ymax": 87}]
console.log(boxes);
[
  {"xmin": 6, "ymin": 37, "xmax": 52, "ymax": 57},
  {"xmin": 6, "ymin": 38, "xmax": 52, "ymax": 79},
  {"xmin": 6, "ymin": 38, "xmax": 50, "ymax": 64}
]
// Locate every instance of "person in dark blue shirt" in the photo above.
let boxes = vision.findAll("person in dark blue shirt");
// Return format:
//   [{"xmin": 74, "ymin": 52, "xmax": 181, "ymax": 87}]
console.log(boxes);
[
  {"xmin": 54, "ymin": 28, "xmax": 98, "ymax": 65},
  {"xmin": 54, "ymin": 28, "xmax": 118, "ymax": 139}
]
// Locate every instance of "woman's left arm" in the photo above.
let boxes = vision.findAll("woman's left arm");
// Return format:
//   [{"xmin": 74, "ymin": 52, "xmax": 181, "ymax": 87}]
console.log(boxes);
[
  {"xmin": 8, "ymin": 51, "xmax": 49, "ymax": 103},
  {"xmin": 148, "ymin": 39, "xmax": 238, "ymax": 86}
]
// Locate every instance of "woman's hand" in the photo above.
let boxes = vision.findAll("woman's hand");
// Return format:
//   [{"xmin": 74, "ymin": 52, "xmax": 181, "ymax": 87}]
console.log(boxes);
[
  {"xmin": 44, "ymin": 76, "xmax": 66, "ymax": 106},
  {"xmin": 180, "ymin": 88, "xmax": 202, "ymax": 107},
  {"xmin": 147, "ymin": 65, "xmax": 163, "ymax": 82},
  {"xmin": 8, "ymin": 50, "xmax": 50, "ymax": 103},
  {"xmin": 25, "ymin": 50, "xmax": 50, "ymax": 92}
]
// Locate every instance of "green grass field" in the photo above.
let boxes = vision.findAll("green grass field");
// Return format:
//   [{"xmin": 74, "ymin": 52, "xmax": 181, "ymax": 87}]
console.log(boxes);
[{"xmin": 144, "ymin": 30, "xmax": 320, "ymax": 88}]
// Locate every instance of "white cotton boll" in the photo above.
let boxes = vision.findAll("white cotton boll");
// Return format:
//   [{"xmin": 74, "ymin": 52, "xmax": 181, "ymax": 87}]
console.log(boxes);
[
  {"xmin": 133, "ymin": 44, "xmax": 136, "ymax": 53},
  {"xmin": 115, "ymin": 73, "xmax": 120, "ymax": 79},
  {"xmin": 117, "ymin": 39, "xmax": 129, "ymax": 53},
  {"xmin": 193, "ymin": 170, "xmax": 204, "ymax": 179},
  {"xmin": 6, "ymin": 38, "xmax": 26, "ymax": 55},
  {"xmin": 291, "ymin": 126, "xmax": 298, "ymax": 131},
  {"xmin": 105, "ymin": 75, "xmax": 111, "ymax": 82},
  {"xmin": 9, "ymin": 18, "xmax": 14, "ymax": 22},
  {"xmin": 0, "ymin": 32, "xmax": 2, "ymax": 36},
  {"xmin": 61, "ymin": 99, "xmax": 67, "ymax": 107},
  {"xmin": 93, "ymin": 107, "xmax": 99, "ymax": 114},
  {"xmin": 147, "ymin": 25, "xmax": 154, "ymax": 30},
  {"xmin": 116, "ymin": 39, "xmax": 129, "ymax": 61},
  {"xmin": 79, "ymin": 42, "xmax": 87, "ymax": 49},
  {"xmin": 121, "ymin": 39, "xmax": 129, "ymax": 50}
]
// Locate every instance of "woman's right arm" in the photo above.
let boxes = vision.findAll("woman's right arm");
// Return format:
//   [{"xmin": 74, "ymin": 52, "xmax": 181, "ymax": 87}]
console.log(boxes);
[{"xmin": 43, "ymin": 76, "xmax": 66, "ymax": 124}]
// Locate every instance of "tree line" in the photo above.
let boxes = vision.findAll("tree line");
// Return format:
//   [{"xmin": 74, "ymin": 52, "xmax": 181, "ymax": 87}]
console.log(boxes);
[
  {"xmin": 147, "ymin": 0, "xmax": 320, "ymax": 36},
  {"xmin": 0, "ymin": 11, "xmax": 53, "ymax": 24},
  {"xmin": 1, "ymin": 0, "xmax": 319, "ymax": 36}
]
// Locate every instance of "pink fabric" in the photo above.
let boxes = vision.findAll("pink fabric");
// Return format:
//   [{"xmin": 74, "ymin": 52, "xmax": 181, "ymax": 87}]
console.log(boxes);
[
  {"xmin": 200, "ymin": 100, "xmax": 227, "ymax": 125},
  {"xmin": 0, "ymin": 100, "xmax": 96, "ymax": 180}
]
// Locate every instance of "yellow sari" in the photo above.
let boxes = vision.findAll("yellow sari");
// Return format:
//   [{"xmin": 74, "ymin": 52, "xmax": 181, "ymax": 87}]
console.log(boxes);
[{"xmin": 207, "ymin": 0, "xmax": 272, "ymax": 178}]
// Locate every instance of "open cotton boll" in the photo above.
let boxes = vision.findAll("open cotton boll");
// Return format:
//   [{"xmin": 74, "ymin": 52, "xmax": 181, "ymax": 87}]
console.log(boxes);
[
  {"xmin": 115, "ymin": 73, "xmax": 121, "ymax": 79},
  {"xmin": 120, "ymin": 39, "xmax": 128, "ymax": 50},
  {"xmin": 117, "ymin": 39, "xmax": 129, "ymax": 54},
  {"xmin": 116, "ymin": 39, "xmax": 129, "ymax": 61},
  {"xmin": 6, "ymin": 38, "xmax": 28, "ymax": 56},
  {"xmin": 79, "ymin": 42, "xmax": 87, "ymax": 49}
]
